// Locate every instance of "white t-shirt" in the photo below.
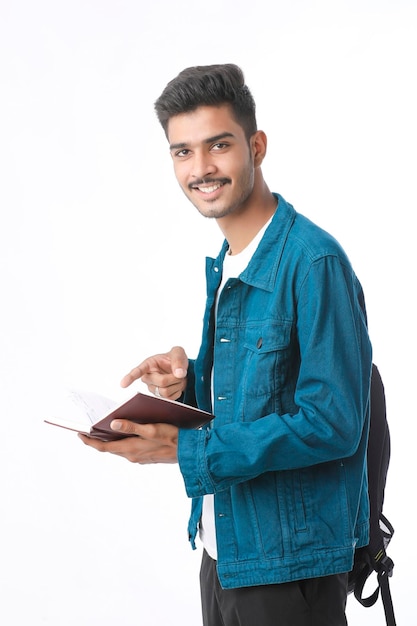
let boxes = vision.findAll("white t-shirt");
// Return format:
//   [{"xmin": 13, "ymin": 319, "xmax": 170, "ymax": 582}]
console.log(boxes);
[{"xmin": 199, "ymin": 217, "xmax": 273, "ymax": 560}]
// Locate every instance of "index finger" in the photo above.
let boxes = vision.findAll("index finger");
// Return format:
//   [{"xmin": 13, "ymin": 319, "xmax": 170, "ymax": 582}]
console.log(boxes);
[
  {"xmin": 120, "ymin": 353, "xmax": 173, "ymax": 388},
  {"xmin": 120, "ymin": 363, "xmax": 147, "ymax": 388}
]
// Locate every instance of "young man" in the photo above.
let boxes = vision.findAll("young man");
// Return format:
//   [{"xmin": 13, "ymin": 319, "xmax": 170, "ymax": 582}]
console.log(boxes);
[{"xmin": 80, "ymin": 64, "xmax": 372, "ymax": 626}]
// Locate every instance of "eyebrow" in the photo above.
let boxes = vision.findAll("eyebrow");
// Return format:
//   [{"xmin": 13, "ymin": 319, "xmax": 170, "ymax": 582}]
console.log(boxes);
[{"xmin": 169, "ymin": 132, "xmax": 235, "ymax": 152}]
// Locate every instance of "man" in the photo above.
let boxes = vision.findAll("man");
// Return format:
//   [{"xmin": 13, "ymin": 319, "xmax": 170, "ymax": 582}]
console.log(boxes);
[{"xmin": 80, "ymin": 64, "xmax": 372, "ymax": 625}]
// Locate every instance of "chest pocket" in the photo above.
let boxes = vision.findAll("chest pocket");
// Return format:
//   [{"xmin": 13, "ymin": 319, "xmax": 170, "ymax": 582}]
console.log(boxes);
[{"xmin": 242, "ymin": 322, "xmax": 293, "ymax": 398}]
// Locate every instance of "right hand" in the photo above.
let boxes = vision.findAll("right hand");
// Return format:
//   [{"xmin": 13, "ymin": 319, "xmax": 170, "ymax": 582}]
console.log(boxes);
[{"xmin": 120, "ymin": 345, "xmax": 188, "ymax": 401}]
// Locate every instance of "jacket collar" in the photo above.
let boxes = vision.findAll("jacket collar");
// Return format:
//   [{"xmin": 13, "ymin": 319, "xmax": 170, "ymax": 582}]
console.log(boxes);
[{"xmin": 213, "ymin": 194, "xmax": 296, "ymax": 292}]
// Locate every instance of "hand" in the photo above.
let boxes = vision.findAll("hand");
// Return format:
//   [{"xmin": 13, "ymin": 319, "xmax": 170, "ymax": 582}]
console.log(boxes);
[
  {"xmin": 120, "ymin": 345, "xmax": 188, "ymax": 400},
  {"xmin": 78, "ymin": 420, "xmax": 179, "ymax": 464}
]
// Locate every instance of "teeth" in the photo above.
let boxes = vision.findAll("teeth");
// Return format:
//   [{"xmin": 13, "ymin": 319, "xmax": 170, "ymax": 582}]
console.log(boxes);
[{"xmin": 199, "ymin": 183, "xmax": 221, "ymax": 193}]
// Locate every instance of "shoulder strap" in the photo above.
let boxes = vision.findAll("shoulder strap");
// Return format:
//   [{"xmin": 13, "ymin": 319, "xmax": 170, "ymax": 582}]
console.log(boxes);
[
  {"xmin": 364, "ymin": 366, "xmax": 396, "ymax": 626},
  {"xmin": 379, "ymin": 557, "xmax": 396, "ymax": 626}
]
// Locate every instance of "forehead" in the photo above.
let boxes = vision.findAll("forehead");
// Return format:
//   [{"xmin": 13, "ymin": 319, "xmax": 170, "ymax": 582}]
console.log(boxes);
[{"xmin": 167, "ymin": 104, "xmax": 244, "ymax": 148}]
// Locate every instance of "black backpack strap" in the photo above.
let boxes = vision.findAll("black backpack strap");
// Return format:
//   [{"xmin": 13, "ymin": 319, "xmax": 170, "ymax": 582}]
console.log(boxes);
[
  {"xmin": 378, "ymin": 557, "xmax": 396, "ymax": 626},
  {"xmin": 353, "ymin": 563, "xmax": 380, "ymax": 607},
  {"xmin": 353, "ymin": 366, "xmax": 397, "ymax": 626},
  {"xmin": 375, "ymin": 514, "xmax": 396, "ymax": 625},
  {"xmin": 353, "ymin": 545, "xmax": 396, "ymax": 625}
]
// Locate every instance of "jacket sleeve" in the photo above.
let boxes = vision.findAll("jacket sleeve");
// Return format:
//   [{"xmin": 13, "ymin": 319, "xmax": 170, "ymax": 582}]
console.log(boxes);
[{"xmin": 178, "ymin": 255, "xmax": 372, "ymax": 499}]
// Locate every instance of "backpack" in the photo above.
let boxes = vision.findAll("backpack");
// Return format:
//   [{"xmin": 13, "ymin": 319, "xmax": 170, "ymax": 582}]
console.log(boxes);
[{"xmin": 347, "ymin": 364, "xmax": 396, "ymax": 625}]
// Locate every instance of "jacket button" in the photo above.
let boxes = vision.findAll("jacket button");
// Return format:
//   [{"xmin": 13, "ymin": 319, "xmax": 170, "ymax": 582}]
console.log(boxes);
[{"xmin": 257, "ymin": 337, "xmax": 263, "ymax": 349}]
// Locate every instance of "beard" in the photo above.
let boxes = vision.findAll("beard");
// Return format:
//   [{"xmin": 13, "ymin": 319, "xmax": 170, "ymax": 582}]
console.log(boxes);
[{"xmin": 183, "ymin": 157, "xmax": 255, "ymax": 220}]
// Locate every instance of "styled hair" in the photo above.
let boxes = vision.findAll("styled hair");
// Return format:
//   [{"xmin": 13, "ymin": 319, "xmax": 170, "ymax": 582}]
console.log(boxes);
[{"xmin": 154, "ymin": 64, "xmax": 257, "ymax": 140}]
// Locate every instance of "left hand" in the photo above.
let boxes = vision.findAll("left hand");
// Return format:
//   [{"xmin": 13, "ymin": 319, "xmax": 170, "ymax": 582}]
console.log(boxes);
[{"xmin": 78, "ymin": 419, "xmax": 179, "ymax": 464}]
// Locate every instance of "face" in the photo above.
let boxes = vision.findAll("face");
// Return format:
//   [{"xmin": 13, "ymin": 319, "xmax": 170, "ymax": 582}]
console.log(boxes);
[{"xmin": 167, "ymin": 105, "xmax": 259, "ymax": 220}]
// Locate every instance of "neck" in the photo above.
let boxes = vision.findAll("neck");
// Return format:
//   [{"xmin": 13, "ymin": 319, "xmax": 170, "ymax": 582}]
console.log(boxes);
[{"xmin": 217, "ymin": 176, "xmax": 277, "ymax": 255}]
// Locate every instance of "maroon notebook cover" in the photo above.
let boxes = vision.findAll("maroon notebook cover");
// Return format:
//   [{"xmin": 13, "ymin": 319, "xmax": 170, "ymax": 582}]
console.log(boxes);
[
  {"xmin": 45, "ymin": 392, "xmax": 213, "ymax": 441},
  {"xmin": 90, "ymin": 393, "xmax": 213, "ymax": 440}
]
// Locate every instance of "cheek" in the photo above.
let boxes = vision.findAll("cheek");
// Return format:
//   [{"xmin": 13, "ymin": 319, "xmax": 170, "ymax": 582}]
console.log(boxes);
[{"xmin": 173, "ymin": 163, "xmax": 189, "ymax": 188}]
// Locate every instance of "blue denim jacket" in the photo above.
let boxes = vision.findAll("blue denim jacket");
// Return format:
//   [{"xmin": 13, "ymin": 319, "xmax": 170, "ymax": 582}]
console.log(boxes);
[{"xmin": 178, "ymin": 194, "xmax": 372, "ymax": 589}]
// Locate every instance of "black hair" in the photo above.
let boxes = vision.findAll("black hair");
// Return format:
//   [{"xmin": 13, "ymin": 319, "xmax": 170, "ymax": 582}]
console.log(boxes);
[{"xmin": 154, "ymin": 64, "xmax": 257, "ymax": 140}]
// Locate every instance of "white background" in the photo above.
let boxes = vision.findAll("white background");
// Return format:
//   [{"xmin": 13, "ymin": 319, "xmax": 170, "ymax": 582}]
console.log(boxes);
[{"xmin": 1, "ymin": 0, "xmax": 416, "ymax": 624}]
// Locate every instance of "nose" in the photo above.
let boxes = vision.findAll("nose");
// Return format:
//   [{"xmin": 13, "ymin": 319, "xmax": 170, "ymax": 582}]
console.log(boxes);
[{"xmin": 191, "ymin": 150, "xmax": 217, "ymax": 180}]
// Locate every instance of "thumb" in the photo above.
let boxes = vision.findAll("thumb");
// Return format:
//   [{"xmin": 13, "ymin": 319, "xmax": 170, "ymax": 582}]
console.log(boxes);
[
  {"xmin": 169, "ymin": 346, "xmax": 188, "ymax": 379},
  {"xmin": 110, "ymin": 419, "xmax": 145, "ymax": 436}
]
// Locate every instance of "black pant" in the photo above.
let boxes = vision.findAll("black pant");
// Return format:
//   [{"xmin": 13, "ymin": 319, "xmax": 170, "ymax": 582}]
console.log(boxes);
[{"xmin": 200, "ymin": 550, "xmax": 348, "ymax": 626}]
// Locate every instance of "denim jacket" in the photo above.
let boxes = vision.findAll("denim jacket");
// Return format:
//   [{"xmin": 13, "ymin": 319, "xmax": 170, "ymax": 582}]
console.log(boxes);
[{"xmin": 178, "ymin": 194, "xmax": 372, "ymax": 589}]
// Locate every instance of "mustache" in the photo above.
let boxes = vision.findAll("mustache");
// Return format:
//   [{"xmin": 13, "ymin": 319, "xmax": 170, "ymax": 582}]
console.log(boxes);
[{"xmin": 189, "ymin": 177, "xmax": 231, "ymax": 190}]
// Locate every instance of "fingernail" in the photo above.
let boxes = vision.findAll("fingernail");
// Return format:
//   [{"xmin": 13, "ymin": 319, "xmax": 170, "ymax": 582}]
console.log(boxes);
[
  {"xmin": 111, "ymin": 420, "xmax": 122, "ymax": 431},
  {"xmin": 174, "ymin": 368, "xmax": 187, "ymax": 378}
]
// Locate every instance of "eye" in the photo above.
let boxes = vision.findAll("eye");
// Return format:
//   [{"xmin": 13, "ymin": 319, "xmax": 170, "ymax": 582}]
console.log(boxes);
[
  {"xmin": 174, "ymin": 148, "xmax": 190, "ymax": 158},
  {"xmin": 211, "ymin": 142, "xmax": 228, "ymax": 151}
]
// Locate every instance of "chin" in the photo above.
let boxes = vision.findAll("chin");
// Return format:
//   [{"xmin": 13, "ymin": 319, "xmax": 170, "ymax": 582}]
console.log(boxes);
[{"xmin": 197, "ymin": 204, "xmax": 232, "ymax": 219}]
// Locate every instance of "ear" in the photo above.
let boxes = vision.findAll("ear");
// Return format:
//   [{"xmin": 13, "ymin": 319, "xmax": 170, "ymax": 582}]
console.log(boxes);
[{"xmin": 251, "ymin": 130, "xmax": 267, "ymax": 167}]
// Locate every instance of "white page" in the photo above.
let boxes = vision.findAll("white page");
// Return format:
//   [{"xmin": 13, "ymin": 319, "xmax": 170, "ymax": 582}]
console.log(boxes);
[{"xmin": 46, "ymin": 388, "xmax": 119, "ymax": 433}]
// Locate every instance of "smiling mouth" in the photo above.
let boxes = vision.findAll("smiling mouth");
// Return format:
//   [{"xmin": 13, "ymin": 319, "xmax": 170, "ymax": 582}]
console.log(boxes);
[
  {"xmin": 198, "ymin": 183, "xmax": 222, "ymax": 194},
  {"xmin": 189, "ymin": 178, "xmax": 230, "ymax": 194}
]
